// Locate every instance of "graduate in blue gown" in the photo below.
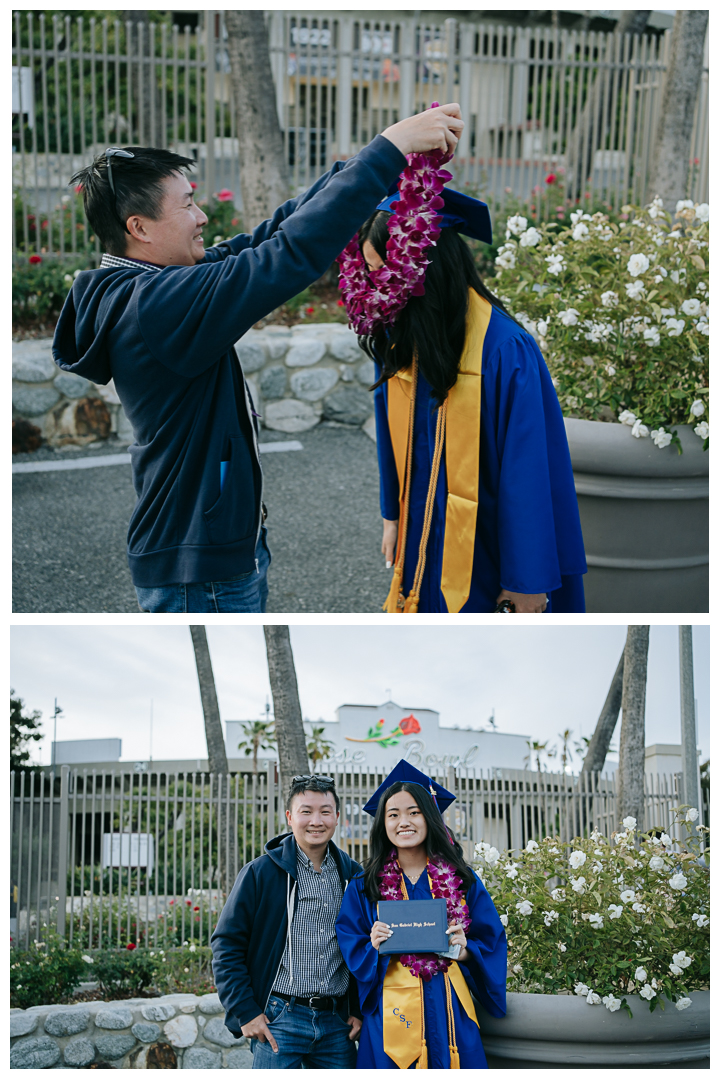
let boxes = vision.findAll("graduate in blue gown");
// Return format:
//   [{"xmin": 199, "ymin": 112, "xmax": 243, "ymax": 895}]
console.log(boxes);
[
  {"xmin": 357, "ymin": 190, "xmax": 587, "ymax": 613},
  {"xmin": 335, "ymin": 761, "xmax": 507, "ymax": 1069}
]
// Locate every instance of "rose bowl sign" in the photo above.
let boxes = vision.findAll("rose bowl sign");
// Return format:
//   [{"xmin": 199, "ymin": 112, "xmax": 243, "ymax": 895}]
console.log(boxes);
[{"xmin": 317, "ymin": 700, "xmax": 528, "ymax": 772}]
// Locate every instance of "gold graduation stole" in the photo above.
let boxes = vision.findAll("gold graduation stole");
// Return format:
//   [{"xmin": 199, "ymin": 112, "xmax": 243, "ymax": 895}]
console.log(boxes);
[
  {"xmin": 383, "ymin": 289, "xmax": 491, "ymax": 614},
  {"xmin": 380, "ymin": 875, "xmax": 480, "ymax": 1069}
]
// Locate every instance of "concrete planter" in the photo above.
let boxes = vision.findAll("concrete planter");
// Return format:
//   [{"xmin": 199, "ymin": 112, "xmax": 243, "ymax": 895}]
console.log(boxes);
[
  {"xmin": 476, "ymin": 990, "xmax": 710, "ymax": 1068},
  {"xmin": 564, "ymin": 418, "xmax": 709, "ymax": 613}
]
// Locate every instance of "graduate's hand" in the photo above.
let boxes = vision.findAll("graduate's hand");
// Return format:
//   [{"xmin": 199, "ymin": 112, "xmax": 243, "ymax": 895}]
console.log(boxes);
[
  {"xmin": 381, "ymin": 519, "xmax": 398, "ymax": 567},
  {"xmin": 496, "ymin": 589, "xmax": 548, "ymax": 613},
  {"xmin": 347, "ymin": 1014, "xmax": 363, "ymax": 1040},
  {"xmin": 241, "ymin": 1013, "xmax": 278, "ymax": 1053},
  {"xmin": 371, "ymin": 920, "xmax": 393, "ymax": 950},
  {"xmin": 382, "ymin": 103, "xmax": 464, "ymax": 157},
  {"xmin": 447, "ymin": 923, "xmax": 469, "ymax": 963}
]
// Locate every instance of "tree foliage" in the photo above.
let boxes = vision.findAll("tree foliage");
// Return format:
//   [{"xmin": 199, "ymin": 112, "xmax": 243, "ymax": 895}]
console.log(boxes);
[{"xmin": 11, "ymin": 690, "xmax": 43, "ymax": 771}]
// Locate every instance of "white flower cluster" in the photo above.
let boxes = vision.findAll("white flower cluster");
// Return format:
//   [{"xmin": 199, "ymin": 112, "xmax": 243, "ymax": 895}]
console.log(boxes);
[
  {"xmin": 669, "ymin": 950, "xmax": 693, "ymax": 976},
  {"xmin": 691, "ymin": 912, "xmax": 709, "ymax": 929},
  {"xmin": 543, "ymin": 909, "xmax": 560, "ymax": 927},
  {"xmin": 474, "ymin": 841, "xmax": 501, "ymax": 866}
]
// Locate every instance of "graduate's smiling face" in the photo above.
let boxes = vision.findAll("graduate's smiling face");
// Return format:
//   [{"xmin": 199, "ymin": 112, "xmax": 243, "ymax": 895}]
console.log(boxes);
[
  {"xmin": 124, "ymin": 172, "xmax": 209, "ymax": 266},
  {"xmin": 286, "ymin": 789, "xmax": 339, "ymax": 851},
  {"xmin": 384, "ymin": 790, "xmax": 428, "ymax": 851},
  {"xmin": 362, "ymin": 240, "xmax": 385, "ymax": 273}
]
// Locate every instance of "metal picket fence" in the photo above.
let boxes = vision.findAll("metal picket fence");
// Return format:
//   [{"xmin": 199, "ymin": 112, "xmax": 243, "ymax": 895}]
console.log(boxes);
[
  {"xmin": 12, "ymin": 11, "xmax": 708, "ymax": 262},
  {"xmin": 11, "ymin": 761, "xmax": 705, "ymax": 952}
]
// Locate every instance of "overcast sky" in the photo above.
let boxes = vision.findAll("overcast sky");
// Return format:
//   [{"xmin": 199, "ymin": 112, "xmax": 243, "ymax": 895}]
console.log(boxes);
[{"xmin": 10, "ymin": 624, "xmax": 709, "ymax": 769}]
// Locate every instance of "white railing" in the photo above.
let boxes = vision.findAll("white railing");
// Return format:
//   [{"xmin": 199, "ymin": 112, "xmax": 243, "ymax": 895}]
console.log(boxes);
[
  {"xmin": 11, "ymin": 762, "xmax": 706, "ymax": 951},
  {"xmin": 12, "ymin": 11, "xmax": 708, "ymax": 262}
]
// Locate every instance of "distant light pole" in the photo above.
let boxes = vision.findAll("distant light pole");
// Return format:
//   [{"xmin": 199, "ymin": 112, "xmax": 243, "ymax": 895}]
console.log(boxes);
[
  {"xmin": 51, "ymin": 699, "xmax": 63, "ymax": 767},
  {"xmin": 679, "ymin": 626, "xmax": 701, "ymax": 827}
]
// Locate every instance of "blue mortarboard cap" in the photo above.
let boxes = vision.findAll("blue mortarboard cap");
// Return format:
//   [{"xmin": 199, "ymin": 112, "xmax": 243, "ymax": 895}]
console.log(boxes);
[
  {"xmin": 362, "ymin": 760, "xmax": 456, "ymax": 817},
  {"xmin": 375, "ymin": 186, "xmax": 492, "ymax": 244}
]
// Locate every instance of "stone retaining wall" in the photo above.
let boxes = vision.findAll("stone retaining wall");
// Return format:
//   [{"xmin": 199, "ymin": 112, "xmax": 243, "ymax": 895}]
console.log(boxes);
[
  {"xmin": 10, "ymin": 993, "xmax": 252, "ymax": 1069},
  {"xmin": 12, "ymin": 322, "xmax": 375, "ymax": 447}
]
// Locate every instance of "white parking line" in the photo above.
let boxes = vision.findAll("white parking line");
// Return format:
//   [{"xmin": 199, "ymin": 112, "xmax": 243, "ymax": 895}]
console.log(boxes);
[{"xmin": 12, "ymin": 441, "xmax": 303, "ymax": 474}]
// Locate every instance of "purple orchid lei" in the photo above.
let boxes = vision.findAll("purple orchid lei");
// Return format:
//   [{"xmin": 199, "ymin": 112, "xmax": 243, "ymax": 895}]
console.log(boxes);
[
  {"xmin": 379, "ymin": 848, "xmax": 472, "ymax": 982},
  {"xmin": 337, "ymin": 105, "xmax": 454, "ymax": 337}
]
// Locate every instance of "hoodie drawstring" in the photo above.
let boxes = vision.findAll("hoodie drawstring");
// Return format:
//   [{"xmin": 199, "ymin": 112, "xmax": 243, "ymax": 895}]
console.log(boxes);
[{"xmin": 286, "ymin": 874, "xmax": 297, "ymax": 986}]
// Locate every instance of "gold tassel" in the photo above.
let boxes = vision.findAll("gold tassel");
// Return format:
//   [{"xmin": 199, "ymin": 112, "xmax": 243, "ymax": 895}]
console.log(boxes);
[
  {"xmin": 445, "ymin": 971, "xmax": 461, "ymax": 1068},
  {"xmin": 416, "ymin": 978, "xmax": 428, "ymax": 1069}
]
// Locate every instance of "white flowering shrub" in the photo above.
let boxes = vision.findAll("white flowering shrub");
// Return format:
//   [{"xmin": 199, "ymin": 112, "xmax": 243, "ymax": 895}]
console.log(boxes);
[
  {"xmin": 493, "ymin": 198, "xmax": 709, "ymax": 449},
  {"xmin": 474, "ymin": 807, "xmax": 709, "ymax": 1017}
]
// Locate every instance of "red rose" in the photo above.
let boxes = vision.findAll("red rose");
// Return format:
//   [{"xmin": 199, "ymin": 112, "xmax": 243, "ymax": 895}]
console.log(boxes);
[
  {"xmin": 126, "ymin": 942, "xmax": 136, "ymax": 951},
  {"xmin": 378, "ymin": 718, "xmax": 385, "ymax": 726},
  {"xmin": 399, "ymin": 714, "xmax": 421, "ymax": 735},
  {"xmin": 231, "ymin": 218, "xmax": 239, "ymax": 226},
  {"xmin": 193, "ymin": 906, "xmax": 200, "ymax": 911},
  {"xmin": 337, "ymin": 299, "xmax": 345, "ymax": 307},
  {"xmin": 217, "ymin": 189, "xmax": 234, "ymax": 202},
  {"xmin": 545, "ymin": 173, "xmax": 556, "ymax": 185},
  {"xmin": 306, "ymin": 306, "xmax": 315, "ymax": 314},
  {"xmin": 190, "ymin": 181, "xmax": 197, "ymax": 190},
  {"xmin": 74, "ymin": 184, "xmax": 83, "ymax": 193},
  {"xmin": 29, "ymin": 255, "xmax": 42, "ymax": 264}
]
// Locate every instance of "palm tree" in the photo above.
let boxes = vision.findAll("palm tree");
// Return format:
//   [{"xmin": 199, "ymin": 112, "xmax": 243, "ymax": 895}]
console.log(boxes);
[
  {"xmin": 556, "ymin": 729, "xmax": 574, "ymax": 774},
  {"xmin": 225, "ymin": 11, "xmax": 290, "ymax": 230},
  {"xmin": 237, "ymin": 720, "xmax": 276, "ymax": 775},
  {"xmin": 189, "ymin": 626, "xmax": 234, "ymax": 886},
  {"xmin": 581, "ymin": 652, "xmax": 624, "ymax": 777},
  {"xmin": 263, "ymin": 626, "xmax": 310, "ymax": 806},
  {"xmin": 306, "ymin": 725, "xmax": 335, "ymax": 770},
  {"xmin": 617, "ymin": 626, "xmax": 650, "ymax": 833},
  {"xmin": 523, "ymin": 739, "xmax": 549, "ymax": 773}
]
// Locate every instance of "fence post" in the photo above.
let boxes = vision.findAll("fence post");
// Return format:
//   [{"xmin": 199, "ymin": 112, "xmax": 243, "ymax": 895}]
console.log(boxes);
[
  {"xmin": 444, "ymin": 18, "xmax": 457, "ymax": 104},
  {"xmin": 266, "ymin": 758, "xmax": 275, "ymax": 841},
  {"xmin": 679, "ymin": 626, "xmax": 701, "ymax": 828},
  {"xmin": 336, "ymin": 16, "xmax": 353, "ymax": 156},
  {"xmin": 399, "ymin": 20, "xmax": 416, "ymax": 119},
  {"xmin": 56, "ymin": 765, "xmax": 70, "ymax": 938},
  {"xmin": 204, "ymin": 11, "xmax": 216, "ymax": 200}
]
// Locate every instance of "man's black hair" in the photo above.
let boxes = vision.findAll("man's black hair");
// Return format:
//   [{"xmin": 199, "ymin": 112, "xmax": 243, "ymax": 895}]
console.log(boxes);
[
  {"xmin": 70, "ymin": 146, "xmax": 197, "ymax": 257},
  {"xmin": 286, "ymin": 777, "xmax": 340, "ymax": 813}
]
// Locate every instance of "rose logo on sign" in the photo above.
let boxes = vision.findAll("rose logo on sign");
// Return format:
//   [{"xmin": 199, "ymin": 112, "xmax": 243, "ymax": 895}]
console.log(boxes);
[{"xmin": 345, "ymin": 714, "xmax": 422, "ymax": 749}]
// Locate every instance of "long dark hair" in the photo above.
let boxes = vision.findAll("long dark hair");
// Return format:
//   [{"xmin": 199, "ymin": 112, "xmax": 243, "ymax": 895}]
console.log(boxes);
[
  {"xmin": 357, "ymin": 211, "xmax": 520, "ymax": 404},
  {"xmin": 362, "ymin": 781, "xmax": 475, "ymax": 903}
]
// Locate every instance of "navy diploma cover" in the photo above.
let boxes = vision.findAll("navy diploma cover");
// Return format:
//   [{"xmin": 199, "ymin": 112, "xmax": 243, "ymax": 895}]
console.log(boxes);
[{"xmin": 377, "ymin": 899, "xmax": 449, "ymax": 954}]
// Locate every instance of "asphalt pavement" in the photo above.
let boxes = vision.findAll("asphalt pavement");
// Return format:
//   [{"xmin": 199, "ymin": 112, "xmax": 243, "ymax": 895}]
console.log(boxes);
[{"xmin": 12, "ymin": 426, "xmax": 391, "ymax": 614}]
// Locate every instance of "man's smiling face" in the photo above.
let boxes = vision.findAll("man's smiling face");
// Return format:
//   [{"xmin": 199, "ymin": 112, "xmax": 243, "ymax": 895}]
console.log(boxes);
[
  {"xmin": 124, "ymin": 171, "xmax": 209, "ymax": 266},
  {"xmin": 286, "ymin": 789, "xmax": 339, "ymax": 852}
]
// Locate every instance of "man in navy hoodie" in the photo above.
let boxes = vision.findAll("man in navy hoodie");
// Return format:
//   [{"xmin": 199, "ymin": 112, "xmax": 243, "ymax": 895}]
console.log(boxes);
[
  {"xmin": 52, "ymin": 105, "xmax": 463, "ymax": 612},
  {"xmin": 211, "ymin": 775, "xmax": 363, "ymax": 1068}
]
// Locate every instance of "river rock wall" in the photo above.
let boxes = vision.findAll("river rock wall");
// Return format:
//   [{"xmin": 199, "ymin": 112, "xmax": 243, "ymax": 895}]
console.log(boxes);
[
  {"xmin": 10, "ymin": 993, "xmax": 253, "ymax": 1069},
  {"xmin": 12, "ymin": 323, "xmax": 374, "ymax": 447}
]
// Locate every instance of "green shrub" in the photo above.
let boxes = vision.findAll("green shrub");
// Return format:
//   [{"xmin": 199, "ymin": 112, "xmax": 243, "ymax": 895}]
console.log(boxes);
[
  {"xmin": 151, "ymin": 944, "xmax": 216, "ymax": 996},
  {"xmin": 91, "ymin": 947, "xmax": 160, "ymax": 996},
  {"xmin": 10, "ymin": 930, "xmax": 88, "ymax": 1010},
  {"xmin": 475, "ymin": 806, "xmax": 709, "ymax": 1017},
  {"xmin": 13, "ymin": 258, "xmax": 91, "ymax": 329}
]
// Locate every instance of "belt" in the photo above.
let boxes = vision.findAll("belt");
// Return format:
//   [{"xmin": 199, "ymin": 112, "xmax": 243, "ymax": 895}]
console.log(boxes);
[{"xmin": 273, "ymin": 992, "xmax": 345, "ymax": 1012}]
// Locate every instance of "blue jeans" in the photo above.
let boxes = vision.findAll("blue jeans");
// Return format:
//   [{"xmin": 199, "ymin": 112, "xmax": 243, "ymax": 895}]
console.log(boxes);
[
  {"xmin": 135, "ymin": 528, "xmax": 270, "ymax": 613},
  {"xmin": 251, "ymin": 995, "xmax": 357, "ymax": 1070}
]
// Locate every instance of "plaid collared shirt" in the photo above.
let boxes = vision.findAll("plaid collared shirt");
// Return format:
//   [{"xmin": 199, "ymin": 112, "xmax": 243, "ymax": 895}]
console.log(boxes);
[
  {"xmin": 100, "ymin": 253, "xmax": 162, "ymax": 272},
  {"xmin": 272, "ymin": 842, "xmax": 349, "ymax": 998}
]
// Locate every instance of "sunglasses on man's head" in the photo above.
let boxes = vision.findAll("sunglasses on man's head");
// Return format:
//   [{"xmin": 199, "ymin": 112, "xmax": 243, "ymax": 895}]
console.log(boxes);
[
  {"xmin": 104, "ymin": 147, "xmax": 135, "ymax": 232},
  {"xmin": 291, "ymin": 774, "xmax": 335, "ymax": 788}
]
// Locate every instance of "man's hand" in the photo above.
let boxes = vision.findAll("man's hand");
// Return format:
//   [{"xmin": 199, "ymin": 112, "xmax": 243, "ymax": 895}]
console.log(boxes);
[
  {"xmin": 382, "ymin": 103, "xmax": 464, "ymax": 158},
  {"xmin": 496, "ymin": 589, "xmax": 548, "ymax": 613},
  {"xmin": 240, "ymin": 1013, "xmax": 278, "ymax": 1053},
  {"xmin": 346, "ymin": 1014, "xmax": 362, "ymax": 1041},
  {"xmin": 381, "ymin": 518, "xmax": 398, "ymax": 567}
]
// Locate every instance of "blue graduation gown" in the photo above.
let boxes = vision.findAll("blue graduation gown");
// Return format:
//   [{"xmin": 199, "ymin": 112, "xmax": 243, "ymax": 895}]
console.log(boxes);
[
  {"xmin": 375, "ymin": 306, "xmax": 587, "ymax": 612},
  {"xmin": 336, "ymin": 870, "xmax": 507, "ymax": 1069}
]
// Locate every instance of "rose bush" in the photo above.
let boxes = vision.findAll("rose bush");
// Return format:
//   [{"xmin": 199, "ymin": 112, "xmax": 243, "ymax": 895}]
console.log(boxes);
[
  {"xmin": 474, "ymin": 807, "xmax": 709, "ymax": 1018},
  {"xmin": 492, "ymin": 198, "xmax": 709, "ymax": 450}
]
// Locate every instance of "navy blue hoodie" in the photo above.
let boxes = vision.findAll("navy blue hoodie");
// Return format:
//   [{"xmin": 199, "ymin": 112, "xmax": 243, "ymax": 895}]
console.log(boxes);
[
  {"xmin": 210, "ymin": 832, "xmax": 363, "ymax": 1035},
  {"xmin": 52, "ymin": 136, "xmax": 406, "ymax": 587}
]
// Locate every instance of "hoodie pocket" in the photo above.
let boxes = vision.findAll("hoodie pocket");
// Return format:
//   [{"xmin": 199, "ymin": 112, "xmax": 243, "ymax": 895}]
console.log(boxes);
[{"xmin": 203, "ymin": 436, "xmax": 258, "ymax": 545}]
